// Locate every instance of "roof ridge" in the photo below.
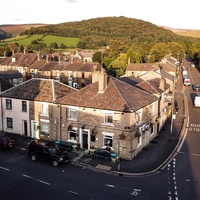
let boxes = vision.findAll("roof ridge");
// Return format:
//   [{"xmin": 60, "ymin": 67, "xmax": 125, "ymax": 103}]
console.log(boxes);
[
  {"xmin": 110, "ymin": 77, "xmax": 133, "ymax": 112},
  {"xmin": 138, "ymin": 80, "xmax": 160, "ymax": 94}
]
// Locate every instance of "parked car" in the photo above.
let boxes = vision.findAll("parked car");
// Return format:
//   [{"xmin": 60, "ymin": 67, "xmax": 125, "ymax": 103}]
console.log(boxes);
[
  {"xmin": 93, "ymin": 149, "xmax": 111, "ymax": 160},
  {"xmin": 192, "ymin": 84, "xmax": 200, "ymax": 91},
  {"xmin": 183, "ymin": 78, "xmax": 191, "ymax": 86},
  {"xmin": 0, "ymin": 134, "xmax": 15, "ymax": 149},
  {"xmin": 194, "ymin": 96, "xmax": 200, "ymax": 107},
  {"xmin": 55, "ymin": 140, "xmax": 74, "ymax": 152},
  {"xmin": 28, "ymin": 139, "xmax": 69, "ymax": 167}
]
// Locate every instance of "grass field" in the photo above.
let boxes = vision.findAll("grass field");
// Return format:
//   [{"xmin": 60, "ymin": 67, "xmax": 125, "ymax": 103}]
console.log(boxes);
[{"xmin": 0, "ymin": 35, "xmax": 80, "ymax": 47}]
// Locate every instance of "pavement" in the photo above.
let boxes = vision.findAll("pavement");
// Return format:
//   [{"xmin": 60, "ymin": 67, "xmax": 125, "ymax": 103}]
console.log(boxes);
[{"xmin": 3, "ymin": 68, "xmax": 186, "ymax": 177}]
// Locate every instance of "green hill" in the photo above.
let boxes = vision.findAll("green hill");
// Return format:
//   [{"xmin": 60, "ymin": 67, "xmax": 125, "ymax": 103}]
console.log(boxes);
[
  {"xmin": 19, "ymin": 16, "xmax": 200, "ymax": 48},
  {"xmin": 3, "ymin": 34, "xmax": 80, "ymax": 47}
]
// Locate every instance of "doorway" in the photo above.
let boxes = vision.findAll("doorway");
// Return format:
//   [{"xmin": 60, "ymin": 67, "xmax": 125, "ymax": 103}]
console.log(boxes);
[
  {"xmin": 31, "ymin": 120, "xmax": 39, "ymax": 138},
  {"xmin": 23, "ymin": 120, "xmax": 28, "ymax": 136},
  {"xmin": 82, "ymin": 131, "xmax": 88, "ymax": 149}
]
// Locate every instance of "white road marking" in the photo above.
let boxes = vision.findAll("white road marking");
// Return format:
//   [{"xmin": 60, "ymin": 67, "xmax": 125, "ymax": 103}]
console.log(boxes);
[
  {"xmin": 0, "ymin": 166, "xmax": 9, "ymax": 171},
  {"xmin": 105, "ymin": 184, "xmax": 115, "ymax": 188},
  {"xmin": 32, "ymin": 177, "xmax": 50, "ymax": 185},
  {"xmin": 22, "ymin": 174, "xmax": 31, "ymax": 178},
  {"xmin": 22, "ymin": 174, "xmax": 50, "ymax": 185},
  {"xmin": 68, "ymin": 190, "xmax": 78, "ymax": 195}
]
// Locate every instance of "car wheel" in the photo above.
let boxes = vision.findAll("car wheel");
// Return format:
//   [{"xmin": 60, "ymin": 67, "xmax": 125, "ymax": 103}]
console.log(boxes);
[
  {"xmin": 52, "ymin": 160, "xmax": 59, "ymax": 167},
  {"xmin": 31, "ymin": 154, "xmax": 37, "ymax": 161}
]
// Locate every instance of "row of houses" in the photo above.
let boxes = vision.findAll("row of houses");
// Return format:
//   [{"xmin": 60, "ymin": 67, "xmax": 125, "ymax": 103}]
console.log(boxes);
[
  {"xmin": 0, "ymin": 50, "xmax": 179, "ymax": 159},
  {"xmin": 0, "ymin": 50, "xmax": 98, "ymax": 90}
]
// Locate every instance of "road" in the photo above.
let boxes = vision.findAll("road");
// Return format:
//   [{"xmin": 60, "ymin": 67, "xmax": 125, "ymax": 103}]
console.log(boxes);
[{"xmin": 0, "ymin": 60, "xmax": 200, "ymax": 200}]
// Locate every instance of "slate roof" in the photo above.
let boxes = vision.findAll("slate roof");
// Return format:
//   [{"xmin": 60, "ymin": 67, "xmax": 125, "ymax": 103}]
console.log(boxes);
[
  {"xmin": 29, "ymin": 59, "xmax": 46, "ymax": 70},
  {"xmin": 1, "ymin": 53, "xmax": 38, "ymax": 67},
  {"xmin": 138, "ymin": 78, "xmax": 169, "ymax": 94},
  {"xmin": 0, "ymin": 78, "xmax": 77, "ymax": 103},
  {"xmin": 120, "ymin": 76, "xmax": 170, "ymax": 95},
  {"xmin": 0, "ymin": 70, "xmax": 22, "ymax": 80},
  {"xmin": 0, "ymin": 57, "xmax": 11, "ymax": 65},
  {"xmin": 78, "ymin": 62, "xmax": 102, "ymax": 72},
  {"xmin": 61, "ymin": 62, "xmax": 101, "ymax": 72},
  {"xmin": 62, "ymin": 63, "xmax": 83, "ymax": 71},
  {"xmin": 38, "ymin": 61, "xmax": 58, "ymax": 71},
  {"xmin": 126, "ymin": 63, "xmax": 175, "ymax": 73},
  {"xmin": 58, "ymin": 76, "xmax": 158, "ymax": 112}
]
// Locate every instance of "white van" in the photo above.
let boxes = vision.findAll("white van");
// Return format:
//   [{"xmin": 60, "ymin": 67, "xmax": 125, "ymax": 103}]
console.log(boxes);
[
  {"xmin": 182, "ymin": 70, "xmax": 187, "ymax": 77},
  {"xmin": 183, "ymin": 78, "xmax": 191, "ymax": 86},
  {"xmin": 194, "ymin": 96, "xmax": 200, "ymax": 107}
]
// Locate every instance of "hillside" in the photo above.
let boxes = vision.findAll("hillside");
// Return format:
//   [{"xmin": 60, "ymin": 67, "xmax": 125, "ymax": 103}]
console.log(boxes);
[
  {"xmin": 0, "ymin": 24, "xmax": 46, "ymax": 37},
  {"xmin": 1, "ymin": 17, "xmax": 200, "ymax": 49},
  {"xmin": 16, "ymin": 16, "xmax": 200, "ymax": 49},
  {"xmin": 1, "ymin": 19, "xmax": 200, "ymax": 39},
  {"xmin": 161, "ymin": 26, "xmax": 200, "ymax": 38}
]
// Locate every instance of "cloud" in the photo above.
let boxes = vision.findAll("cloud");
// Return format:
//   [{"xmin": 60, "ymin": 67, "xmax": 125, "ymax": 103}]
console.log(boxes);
[{"xmin": 66, "ymin": 0, "xmax": 77, "ymax": 3}]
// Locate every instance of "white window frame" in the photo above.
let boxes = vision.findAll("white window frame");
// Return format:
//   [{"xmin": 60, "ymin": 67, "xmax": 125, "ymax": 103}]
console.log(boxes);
[
  {"xmin": 40, "ymin": 119, "xmax": 49, "ymax": 135},
  {"xmin": 68, "ymin": 71, "xmax": 72, "ymax": 78},
  {"xmin": 68, "ymin": 127, "xmax": 77, "ymax": 141},
  {"xmin": 22, "ymin": 100, "xmax": 27, "ymax": 112},
  {"xmin": 102, "ymin": 132, "xmax": 114, "ymax": 147},
  {"xmin": 6, "ymin": 99, "xmax": 12, "ymax": 110},
  {"xmin": 104, "ymin": 111, "xmax": 114, "ymax": 125},
  {"xmin": 7, "ymin": 117, "xmax": 13, "ymax": 129},
  {"xmin": 73, "ymin": 82, "xmax": 78, "ymax": 88},
  {"xmin": 68, "ymin": 106, "xmax": 77, "ymax": 120},
  {"xmin": 41, "ymin": 103, "xmax": 49, "ymax": 116}
]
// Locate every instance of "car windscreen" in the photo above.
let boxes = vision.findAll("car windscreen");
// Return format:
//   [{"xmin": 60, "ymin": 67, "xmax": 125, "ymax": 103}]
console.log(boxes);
[{"xmin": 48, "ymin": 146, "xmax": 60, "ymax": 154}]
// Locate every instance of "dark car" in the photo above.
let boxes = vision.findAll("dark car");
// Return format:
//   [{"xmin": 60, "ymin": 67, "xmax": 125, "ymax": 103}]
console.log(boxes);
[
  {"xmin": 192, "ymin": 84, "xmax": 200, "ymax": 91},
  {"xmin": 93, "ymin": 149, "xmax": 111, "ymax": 160},
  {"xmin": 55, "ymin": 140, "xmax": 73, "ymax": 152},
  {"xmin": 0, "ymin": 134, "xmax": 15, "ymax": 149},
  {"xmin": 28, "ymin": 139, "xmax": 69, "ymax": 167}
]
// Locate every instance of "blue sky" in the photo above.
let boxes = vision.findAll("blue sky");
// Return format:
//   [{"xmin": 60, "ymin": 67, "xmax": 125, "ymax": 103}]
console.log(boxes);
[{"xmin": 1, "ymin": 0, "xmax": 199, "ymax": 30}]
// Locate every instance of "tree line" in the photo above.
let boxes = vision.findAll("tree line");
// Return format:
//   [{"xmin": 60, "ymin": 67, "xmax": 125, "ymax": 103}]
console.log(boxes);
[{"xmin": 0, "ymin": 16, "xmax": 200, "ymax": 77}]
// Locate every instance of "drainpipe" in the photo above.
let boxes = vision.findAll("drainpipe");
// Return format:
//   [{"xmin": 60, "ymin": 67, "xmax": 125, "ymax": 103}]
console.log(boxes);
[
  {"xmin": 59, "ymin": 104, "xmax": 62, "ymax": 140},
  {"xmin": 0, "ymin": 96, "xmax": 4, "ymax": 133}
]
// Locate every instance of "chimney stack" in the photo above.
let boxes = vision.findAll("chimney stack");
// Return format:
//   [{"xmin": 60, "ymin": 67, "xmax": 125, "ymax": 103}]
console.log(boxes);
[
  {"xmin": 92, "ymin": 65, "xmax": 99, "ymax": 83},
  {"xmin": 98, "ymin": 69, "xmax": 107, "ymax": 93},
  {"xmin": 24, "ymin": 47, "xmax": 27, "ymax": 54},
  {"xmin": 159, "ymin": 76, "xmax": 165, "ymax": 91},
  {"xmin": 38, "ymin": 52, "xmax": 41, "ymax": 60}
]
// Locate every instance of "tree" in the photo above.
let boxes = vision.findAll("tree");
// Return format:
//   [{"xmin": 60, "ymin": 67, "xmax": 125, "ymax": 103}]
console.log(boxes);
[
  {"xmin": 109, "ymin": 53, "xmax": 127, "ymax": 73},
  {"xmin": 50, "ymin": 42, "xmax": 58, "ymax": 49},
  {"xmin": 103, "ymin": 56, "xmax": 115, "ymax": 70},
  {"xmin": 108, "ymin": 39, "xmax": 127, "ymax": 58},
  {"xmin": 60, "ymin": 43, "xmax": 67, "ymax": 49},
  {"xmin": 189, "ymin": 42, "xmax": 200, "ymax": 64},
  {"xmin": 149, "ymin": 43, "xmax": 170, "ymax": 62},
  {"xmin": 167, "ymin": 42, "xmax": 185, "ymax": 61},
  {"xmin": 92, "ymin": 51, "xmax": 102, "ymax": 64},
  {"xmin": 126, "ymin": 48, "xmax": 140, "ymax": 63}
]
